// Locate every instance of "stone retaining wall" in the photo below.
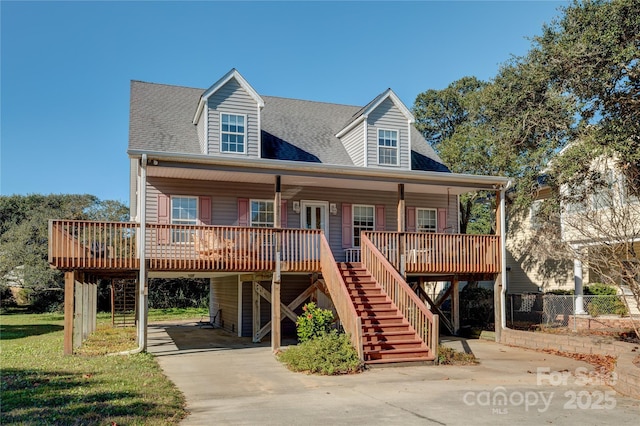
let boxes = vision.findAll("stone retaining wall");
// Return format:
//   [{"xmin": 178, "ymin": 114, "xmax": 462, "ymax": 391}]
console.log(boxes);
[
  {"xmin": 568, "ymin": 315, "xmax": 637, "ymax": 330},
  {"xmin": 501, "ymin": 328, "xmax": 640, "ymax": 400}
]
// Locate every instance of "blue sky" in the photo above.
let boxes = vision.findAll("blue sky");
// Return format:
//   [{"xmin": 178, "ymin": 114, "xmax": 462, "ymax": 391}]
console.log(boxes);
[{"xmin": 1, "ymin": 1, "xmax": 567, "ymax": 205}]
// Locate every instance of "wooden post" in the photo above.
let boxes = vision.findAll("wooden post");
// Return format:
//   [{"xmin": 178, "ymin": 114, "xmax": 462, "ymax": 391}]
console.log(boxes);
[
  {"xmin": 397, "ymin": 184, "xmax": 405, "ymax": 232},
  {"xmin": 272, "ymin": 256, "xmax": 281, "ymax": 351},
  {"xmin": 253, "ymin": 281, "xmax": 261, "ymax": 342},
  {"xmin": 64, "ymin": 271, "xmax": 76, "ymax": 355},
  {"xmin": 452, "ymin": 276, "xmax": 460, "ymax": 335},
  {"xmin": 73, "ymin": 273, "xmax": 84, "ymax": 348},
  {"xmin": 272, "ymin": 175, "xmax": 282, "ymax": 351},
  {"xmin": 82, "ymin": 279, "xmax": 89, "ymax": 340}
]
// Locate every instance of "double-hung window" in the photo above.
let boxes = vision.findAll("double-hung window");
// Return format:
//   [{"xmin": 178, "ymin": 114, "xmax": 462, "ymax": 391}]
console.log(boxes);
[
  {"xmin": 220, "ymin": 113, "xmax": 246, "ymax": 153},
  {"xmin": 416, "ymin": 208, "xmax": 437, "ymax": 233},
  {"xmin": 250, "ymin": 200, "xmax": 274, "ymax": 228},
  {"xmin": 171, "ymin": 196, "xmax": 197, "ymax": 243},
  {"xmin": 353, "ymin": 205, "xmax": 374, "ymax": 247},
  {"xmin": 378, "ymin": 129, "xmax": 398, "ymax": 166}
]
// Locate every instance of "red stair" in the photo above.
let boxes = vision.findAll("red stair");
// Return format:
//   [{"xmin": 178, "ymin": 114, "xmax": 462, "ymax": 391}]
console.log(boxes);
[{"xmin": 338, "ymin": 262, "xmax": 434, "ymax": 364}]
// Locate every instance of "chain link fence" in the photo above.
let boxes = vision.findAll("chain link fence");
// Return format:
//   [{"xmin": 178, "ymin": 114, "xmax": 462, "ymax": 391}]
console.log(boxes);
[{"xmin": 507, "ymin": 293, "xmax": 633, "ymax": 331}]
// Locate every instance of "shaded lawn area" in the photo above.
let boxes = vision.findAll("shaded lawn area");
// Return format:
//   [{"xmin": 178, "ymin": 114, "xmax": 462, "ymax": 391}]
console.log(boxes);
[{"xmin": 0, "ymin": 312, "xmax": 188, "ymax": 425}]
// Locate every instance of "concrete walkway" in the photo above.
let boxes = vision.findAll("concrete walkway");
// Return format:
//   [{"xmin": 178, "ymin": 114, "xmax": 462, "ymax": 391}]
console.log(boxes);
[{"xmin": 148, "ymin": 321, "xmax": 640, "ymax": 425}]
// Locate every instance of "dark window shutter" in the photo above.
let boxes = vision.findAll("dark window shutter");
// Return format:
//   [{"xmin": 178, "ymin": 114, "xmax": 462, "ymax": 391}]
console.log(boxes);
[
  {"xmin": 406, "ymin": 207, "xmax": 416, "ymax": 232},
  {"xmin": 157, "ymin": 194, "xmax": 170, "ymax": 244},
  {"xmin": 238, "ymin": 198, "xmax": 249, "ymax": 227},
  {"xmin": 437, "ymin": 208, "xmax": 447, "ymax": 233},
  {"xmin": 199, "ymin": 196, "xmax": 212, "ymax": 225},
  {"xmin": 375, "ymin": 205, "xmax": 385, "ymax": 231},
  {"xmin": 342, "ymin": 203, "xmax": 352, "ymax": 248}
]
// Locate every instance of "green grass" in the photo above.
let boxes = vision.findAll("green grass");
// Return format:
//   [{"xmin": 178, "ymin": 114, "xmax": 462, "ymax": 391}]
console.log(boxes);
[
  {"xmin": 147, "ymin": 307, "xmax": 208, "ymax": 322},
  {"xmin": 1, "ymin": 311, "xmax": 190, "ymax": 425}
]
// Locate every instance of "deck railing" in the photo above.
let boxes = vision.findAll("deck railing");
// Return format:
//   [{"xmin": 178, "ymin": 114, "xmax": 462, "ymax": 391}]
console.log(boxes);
[
  {"xmin": 319, "ymin": 234, "xmax": 363, "ymax": 360},
  {"xmin": 48, "ymin": 220, "xmax": 140, "ymax": 270},
  {"xmin": 49, "ymin": 221, "xmax": 500, "ymax": 275},
  {"xmin": 49, "ymin": 220, "xmax": 322, "ymax": 272},
  {"xmin": 361, "ymin": 233, "xmax": 439, "ymax": 358},
  {"xmin": 365, "ymin": 231, "xmax": 501, "ymax": 274}
]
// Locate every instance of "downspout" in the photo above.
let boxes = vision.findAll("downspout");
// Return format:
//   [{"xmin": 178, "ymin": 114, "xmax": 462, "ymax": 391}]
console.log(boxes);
[
  {"xmin": 110, "ymin": 154, "xmax": 147, "ymax": 356},
  {"xmin": 500, "ymin": 181, "xmax": 511, "ymax": 330}
]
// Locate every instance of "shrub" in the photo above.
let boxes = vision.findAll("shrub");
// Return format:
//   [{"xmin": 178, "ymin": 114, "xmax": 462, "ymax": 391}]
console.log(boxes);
[
  {"xmin": 278, "ymin": 330, "xmax": 362, "ymax": 375},
  {"xmin": 545, "ymin": 289, "xmax": 574, "ymax": 295},
  {"xmin": 584, "ymin": 283, "xmax": 628, "ymax": 317},
  {"xmin": 584, "ymin": 283, "xmax": 617, "ymax": 295},
  {"xmin": 296, "ymin": 302, "xmax": 334, "ymax": 342}
]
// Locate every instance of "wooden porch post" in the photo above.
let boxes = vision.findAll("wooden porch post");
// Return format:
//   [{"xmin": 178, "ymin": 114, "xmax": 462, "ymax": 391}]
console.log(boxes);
[
  {"xmin": 272, "ymin": 175, "xmax": 282, "ymax": 351},
  {"xmin": 73, "ymin": 272, "xmax": 84, "ymax": 349},
  {"xmin": 64, "ymin": 271, "xmax": 76, "ymax": 355},
  {"xmin": 397, "ymin": 184, "xmax": 405, "ymax": 232},
  {"xmin": 82, "ymin": 277, "xmax": 89, "ymax": 341},
  {"xmin": 252, "ymin": 281, "xmax": 261, "ymax": 342}
]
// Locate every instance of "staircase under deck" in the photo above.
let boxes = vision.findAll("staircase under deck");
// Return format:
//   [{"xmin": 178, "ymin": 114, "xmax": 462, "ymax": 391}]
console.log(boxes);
[{"xmin": 338, "ymin": 262, "xmax": 435, "ymax": 365}]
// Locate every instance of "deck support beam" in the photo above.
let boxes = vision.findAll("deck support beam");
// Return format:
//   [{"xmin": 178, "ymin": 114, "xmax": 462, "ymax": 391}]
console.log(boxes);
[
  {"xmin": 494, "ymin": 188, "xmax": 507, "ymax": 343},
  {"xmin": 451, "ymin": 276, "xmax": 460, "ymax": 335},
  {"xmin": 272, "ymin": 175, "xmax": 282, "ymax": 352},
  {"xmin": 252, "ymin": 281, "xmax": 261, "ymax": 343},
  {"xmin": 64, "ymin": 271, "xmax": 77, "ymax": 355}
]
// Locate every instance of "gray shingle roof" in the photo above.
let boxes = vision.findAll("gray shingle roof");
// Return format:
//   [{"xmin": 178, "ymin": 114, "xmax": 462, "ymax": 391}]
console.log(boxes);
[{"xmin": 129, "ymin": 80, "xmax": 449, "ymax": 172}]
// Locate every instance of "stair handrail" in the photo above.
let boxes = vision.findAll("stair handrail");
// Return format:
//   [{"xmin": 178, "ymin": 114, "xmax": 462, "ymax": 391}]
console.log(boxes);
[
  {"xmin": 319, "ymin": 234, "xmax": 363, "ymax": 360},
  {"xmin": 361, "ymin": 232, "xmax": 439, "ymax": 358}
]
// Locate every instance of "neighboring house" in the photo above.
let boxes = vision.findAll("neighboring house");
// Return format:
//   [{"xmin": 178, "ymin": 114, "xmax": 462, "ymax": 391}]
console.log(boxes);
[
  {"xmin": 48, "ymin": 69, "xmax": 510, "ymax": 364},
  {"xmin": 506, "ymin": 152, "xmax": 640, "ymax": 313},
  {"xmin": 506, "ymin": 185, "xmax": 574, "ymax": 294}
]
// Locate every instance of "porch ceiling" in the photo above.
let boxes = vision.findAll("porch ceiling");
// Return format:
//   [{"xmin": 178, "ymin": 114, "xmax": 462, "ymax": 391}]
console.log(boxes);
[{"xmin": 147, "ymin": 165, "xmax": 493, "ymax": 195}]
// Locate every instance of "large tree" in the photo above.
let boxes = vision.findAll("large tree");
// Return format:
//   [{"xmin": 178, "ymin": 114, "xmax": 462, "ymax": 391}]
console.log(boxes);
[
  {"xmin": 414, "ymin": 55, "xmax": 576, "ymax": 232},
  {"xmin": 535, "ymin": 0, "xmax": 640, "ymax": 172},
  {"xmin": 0, "ymin": 194, "xmax": 128, "ymax": 311}
]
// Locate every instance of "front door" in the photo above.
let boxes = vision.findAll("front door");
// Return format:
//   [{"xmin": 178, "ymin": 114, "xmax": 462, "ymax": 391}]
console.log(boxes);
[{"xmin": 300, "ymin": 201, "xmax": 329, "ymax": 237}]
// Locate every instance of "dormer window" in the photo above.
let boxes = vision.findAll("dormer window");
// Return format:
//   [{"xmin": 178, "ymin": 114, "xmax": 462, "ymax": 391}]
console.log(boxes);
[
  {"xmin": 378, "ymin": 129, "xmax": 398, "ymax": 166},
  {"xmin": 221, "ymin": 113, "xmax": 246, "ymax": 153}
]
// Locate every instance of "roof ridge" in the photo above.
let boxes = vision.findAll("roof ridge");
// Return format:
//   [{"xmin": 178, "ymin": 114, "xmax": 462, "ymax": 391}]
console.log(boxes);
[
  {"xmin": 130, "ymin": 80, "xmax": 205, "ymax": 91},
  {"xmin": 262, "ymin": 94, "xmax": 361, "ymax": 109}
]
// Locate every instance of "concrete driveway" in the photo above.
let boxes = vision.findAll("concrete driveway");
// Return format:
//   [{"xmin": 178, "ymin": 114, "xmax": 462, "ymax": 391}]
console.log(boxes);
[{"xmin": 148, "ymin": 321, "xmax": 639, "ymax": 425}]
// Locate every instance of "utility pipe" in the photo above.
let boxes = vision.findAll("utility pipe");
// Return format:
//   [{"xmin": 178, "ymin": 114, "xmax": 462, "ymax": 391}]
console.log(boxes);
[{"xmin": 110, "ymin": 154, "xmax": 147, "ymax": 356}]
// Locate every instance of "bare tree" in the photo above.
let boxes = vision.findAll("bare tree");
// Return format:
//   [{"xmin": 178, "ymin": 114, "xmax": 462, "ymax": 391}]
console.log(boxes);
[{"xmin": 555, "ymin": 156, "xmax": 640, "ymax": 334}]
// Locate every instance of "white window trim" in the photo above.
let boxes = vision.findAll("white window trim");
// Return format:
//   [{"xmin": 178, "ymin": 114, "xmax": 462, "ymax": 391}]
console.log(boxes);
[
  {"xmin": 219, "ymin": 112, "xmax": 248, "ymax": 154},
  {"xmin": 250, "ymin": 199, "xmax": 274, "ymax": 228},
  {"xmin": 416, "ymin": 208, "xmax": 437, "ymax": 233},
  {"xmin": 170, "ymin": 195, "xmax": 199, "ymax": 244},
  {"xmin": 352, "ymin": 204, "xmax": 375, "ymax": 247},
  {"xmin": 376, "ymin": 128, "xmax": 399, "ymax": 167},
  {"xmin": 300, "ymin": 200, "xmax": 330, "ymax": 238},
  {"xmin": 529, "ymin": 200, "xmax": 542, "ymax": 230}
]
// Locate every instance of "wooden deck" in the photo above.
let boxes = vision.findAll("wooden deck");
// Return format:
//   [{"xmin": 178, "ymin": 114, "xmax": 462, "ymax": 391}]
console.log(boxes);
[{"xmin": 48, "ymin": 220, "xmax": 500, "ymax": 274}]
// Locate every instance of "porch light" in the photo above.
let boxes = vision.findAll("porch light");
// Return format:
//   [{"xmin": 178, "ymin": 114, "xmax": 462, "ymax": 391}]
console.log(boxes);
[
  {"xmin": 330, "ymin": 203, "xmax": 337, "ymax": 215},
  {"xmin": 292, "ymin": 201, "xmax": 300, "ymax": 213}
]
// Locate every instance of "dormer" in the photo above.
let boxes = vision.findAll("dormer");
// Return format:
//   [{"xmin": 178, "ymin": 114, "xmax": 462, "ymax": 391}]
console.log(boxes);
[
  {"xmin": 336, "ymin": 89, "xmax": 414, "ymax": 169},
  {"xmin": 193, "ymin": 69, "xmax": 264, "ymax": 158}
]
